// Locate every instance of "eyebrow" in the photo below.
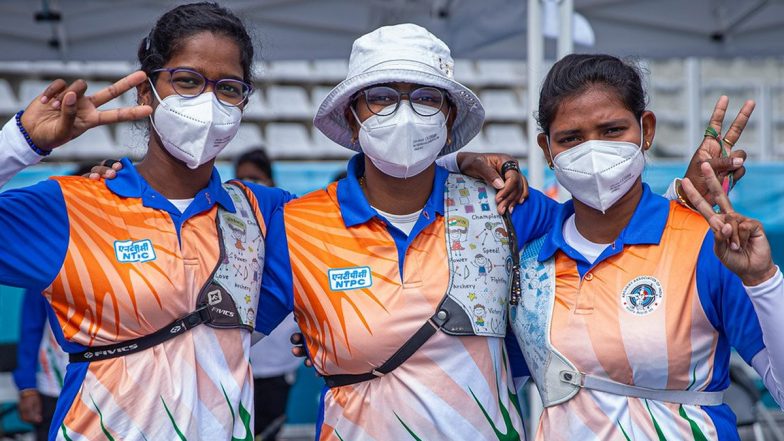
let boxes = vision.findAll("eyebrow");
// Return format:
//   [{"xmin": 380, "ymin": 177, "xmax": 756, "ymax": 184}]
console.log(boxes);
[
  {"xmin": 552, "ymin": 119, "xmax": 631, "ymax": 138},
  {"xmin": 174, "ymin": 65, "xmax": 244, "ymax": 81}
]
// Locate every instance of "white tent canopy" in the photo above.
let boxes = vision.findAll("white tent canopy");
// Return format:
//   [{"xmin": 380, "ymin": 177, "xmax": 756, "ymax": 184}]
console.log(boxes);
[{"xmin": 0, "ymin": 0, "xmax": 783, "ymax": 61}]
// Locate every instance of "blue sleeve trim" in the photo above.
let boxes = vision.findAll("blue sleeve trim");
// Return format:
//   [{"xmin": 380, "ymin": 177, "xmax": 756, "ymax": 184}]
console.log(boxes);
[
  {"xmin": 244, "ymin": 182, "xmax": 296, "ymax": 231},
  {"xmin": 0, "ymin": 179, "xmax": 69, "ymax": 290},
  {"xmin": 314, "ymin": 384, "xmax": 329, "ymax": 441},
  {"xmin": 510, "ymin": 188, "xmax": 559, "ymax": 248},
  {"xmin": 48, "ymin": 360, "xmax": 89, "ymax": 440},
  {"xmin": 256, "ymin": 205, "xmax": 295, "ymax": 335},
  {"xmin": 12, "ymin": 289, "xmax": 48, "ymax": 390}
]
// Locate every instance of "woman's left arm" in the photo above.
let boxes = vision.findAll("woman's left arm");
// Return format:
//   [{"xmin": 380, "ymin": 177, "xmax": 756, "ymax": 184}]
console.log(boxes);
[
  {"xmin": 437, "ymin": 151, "xmax": 528, "ymax": 214},
  {"xmin": 683, "ymin": 163, "xmax": 784, "ymax": 405}
]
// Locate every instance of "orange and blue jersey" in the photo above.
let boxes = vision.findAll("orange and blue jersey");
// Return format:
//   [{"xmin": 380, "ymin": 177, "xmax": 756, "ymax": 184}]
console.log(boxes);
[
  {"xmin": 13, "ymin": 289, "xmax": 68, "ymax": 397},
  {"xmin": 258, "ymin": 154, "xmax": 558, "ymax": 440},
  {"xmin": 0, "ymin": 157, "xmax": 293, "ymax": 440},
  {"xmin": 522, "ymin": 184, "xmax": 765, "ymax": 441}
]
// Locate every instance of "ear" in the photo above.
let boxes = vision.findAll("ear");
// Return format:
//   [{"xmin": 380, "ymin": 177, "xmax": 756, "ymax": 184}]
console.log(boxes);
[
  {"xmin": 344, "ymin": 106, "xmax": 359, "ymax": 142},
  {"xmin": 641, "ymin": 110, "xmax": 656, "ymax": 151},
  {"xmin": 537, "ymin": 133, "xmax": 553, "ymax": 168},
  {"xmin": 137, "ymin": 80, "xmax": 153, "ymax": 108}
]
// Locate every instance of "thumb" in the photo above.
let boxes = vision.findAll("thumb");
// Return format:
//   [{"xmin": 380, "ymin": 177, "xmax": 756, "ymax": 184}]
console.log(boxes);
[
  {"xmin": 474, "ymin": 160, "xmax": 504, "ymax": 190},
  {"xmin": 54, "ymin": 91, "xmax": 78, "ymax": 144}
]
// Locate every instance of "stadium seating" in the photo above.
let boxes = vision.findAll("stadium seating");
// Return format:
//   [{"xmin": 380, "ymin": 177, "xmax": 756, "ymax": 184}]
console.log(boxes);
[
  {"xmin": 1, "ymin": 58, "xmax": 783, "ymax": 161},
  {"xmin": 219, "ymin": 123, "xmax": 266, "ymax": 160},
  {"xmin": 0, "ymin": 79, "xmax": 18, "ymax": 113},
  {"xmin": 480, "ymin": 89, "xmax": 526, "ymax": 122},
  {"xmin": 266, "ymin": 122, "xmax": 314, "ymax": 158},
  {"xmin": 266, "ymin": 85, "xmax": 312, "ymax": 119},
  {"xmin": 484, "ymin": 123, "xmax": 528, "ymax": 157}
]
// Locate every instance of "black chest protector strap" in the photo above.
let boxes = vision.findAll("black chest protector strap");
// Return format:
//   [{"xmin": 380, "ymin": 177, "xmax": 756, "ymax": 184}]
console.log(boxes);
[
  {"xmin": 69, "ymin": 305, "xmax": 213, "ymax": 363},
  {"xmin": 322, "ymin": 213, "xmax": 519, "ymax": 388},
  {"xmin": 323, "ymin": 308, "xmax": 451, "ymax": 388}
]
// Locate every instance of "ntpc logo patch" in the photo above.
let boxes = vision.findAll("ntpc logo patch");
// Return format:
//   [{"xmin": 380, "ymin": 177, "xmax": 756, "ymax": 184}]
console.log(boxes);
[
  {"xmin": 328, "ymin": 266, "xmax": 372, "ymax": 291},
  {"xmin": 114, "ymin": 239, "xmax": 156, "ymax": 263}
]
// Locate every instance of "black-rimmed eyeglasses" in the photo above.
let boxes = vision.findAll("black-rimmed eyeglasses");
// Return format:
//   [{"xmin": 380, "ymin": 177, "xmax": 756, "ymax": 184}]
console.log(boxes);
[{"xmin": 354, "ymin": 85, "xmax": 447, "ymax": 117}]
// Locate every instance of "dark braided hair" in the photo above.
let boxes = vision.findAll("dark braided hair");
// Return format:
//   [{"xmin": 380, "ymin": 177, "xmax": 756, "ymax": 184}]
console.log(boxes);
[
  {"xmin": 537, "ymin": 54, "xmax": 647, "ymax": 137},
  {"xmin": 138, "ymin": 2, "xmax": 255, "ymax": 83}
]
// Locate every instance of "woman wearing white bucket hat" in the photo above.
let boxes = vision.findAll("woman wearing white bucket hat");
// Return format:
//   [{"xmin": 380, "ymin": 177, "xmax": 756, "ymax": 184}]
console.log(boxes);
[{"xmin": 259, "ymin": 23, "xmax": 562, "ymax": 440}]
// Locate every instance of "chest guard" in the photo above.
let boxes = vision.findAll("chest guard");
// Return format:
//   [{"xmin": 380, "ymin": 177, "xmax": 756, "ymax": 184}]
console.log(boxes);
[
  {"xmin": 440, "ymin": 174, "xmax": 512, "ymax": 337},
  {"xmin": 509, "ymin": 236, "xmax": 724, "ymax": 407},
  {"xmin": 69, "ymin": 182, "xmax": 264, "ymax": 363},
  {"xmin": 196, "ymin": 182, "xmax": 265, "ymax": 330},
  {"xmin": 323, "ymin": 174, "xmax": 517, "ymax": 388}
]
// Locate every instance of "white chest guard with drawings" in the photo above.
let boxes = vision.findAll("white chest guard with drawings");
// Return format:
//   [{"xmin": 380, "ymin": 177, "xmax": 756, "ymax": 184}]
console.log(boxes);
[
  {"xmin": 440, "ymin": 174, "xmax": 512, "ymax": 337},
  {"xmin": 509, "ymin": 236, "xmax": 725, "ymax": 407},
  {"xmin": 323, "ymin": 174, "xmax": 514, "ymax": 388},
  {"xmin": 197, "ymin": 182, "xmax": 265, "ymax": 330}
]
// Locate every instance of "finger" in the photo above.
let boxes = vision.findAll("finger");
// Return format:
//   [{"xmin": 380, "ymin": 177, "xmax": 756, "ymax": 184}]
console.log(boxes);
[
  {"xmin": 290, "ymin": 333, "xmax": 302, "ymax": 345},
  {"xmin": 519, "ymin": 172, "xmax": 529, "ymax": 203},
  {"xmin": 722, "ymin": 100, "xmax": 756, "ymax": 147},
  {"xmin": 700, "ymin": 162, "xmax": 734, "ymax": 214},
  {"xmin": 726, "ymin": 214, "xmax": 741, "ymax": 251},
  {"xmin": 703, "ymin": 156, "xmax": 744, "ymax": 177},
  {"xmin": 737, "ymin": 219, "xmax": 753, "ymax": 250},
  {"xmin": 39, "ymin": 78, "xmax": 67, "ymax": 104},
  {"xmin": 680, "ymin": 177, "xmax": 718, "ymax": 220},
  {"xmin": 54, "ymin": 91, "xmax": 79, "ymax": 141},
  {"xmin": 496, "ymin": 170, "xmax": 523, "ymax": 214},
  {"xmin": 90, "ymin": 70, "xmax": 148, "ymax": 108},
  {"xmin": 291, "ymin": 346, "xmax": 306, "ymax": 357},
  {"xmin": 707, "ymin": 96, "xmax": 729, "ymax": 135},
  {"xmin": 112, "ymin": 161, "xmax": 123, "ymax": 171},
  {"xmin": 93, "ymin": 105, "xmax": 153, "ymax": 126}
]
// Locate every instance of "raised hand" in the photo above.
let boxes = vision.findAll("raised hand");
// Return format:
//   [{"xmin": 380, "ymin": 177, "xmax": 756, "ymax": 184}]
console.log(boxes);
[
  {"xmin": 19, "ymin": 71, "xmax": 152, "ymax": 151},
  {"xmin": 682, "ymin": 162, "xmax": 776, "ymax": 286},
  {"xmin": 680, "ymin": 96, "xmax": 754, "ymax": 206}
]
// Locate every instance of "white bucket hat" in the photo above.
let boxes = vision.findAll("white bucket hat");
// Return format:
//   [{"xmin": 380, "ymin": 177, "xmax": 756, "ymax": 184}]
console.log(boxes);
[{"xmin": 313, "ymin": 23, "xmax": 485, "ymax": 156}]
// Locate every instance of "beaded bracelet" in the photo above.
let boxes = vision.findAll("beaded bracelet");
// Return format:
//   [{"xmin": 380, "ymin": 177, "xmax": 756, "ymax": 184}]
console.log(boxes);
[{"xmin": 15, "ymin": 110, "xmax": 51, "ymax": 156}]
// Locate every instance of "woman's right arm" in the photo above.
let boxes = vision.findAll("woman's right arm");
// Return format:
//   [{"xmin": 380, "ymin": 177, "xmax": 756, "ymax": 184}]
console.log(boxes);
[
  {"xmin": 0, "ymin": 73, "xmax": 151, "ymax": 189},
  {"xmin": 0, "ymin": 73, "xmax": 151, "ymax": 288}
]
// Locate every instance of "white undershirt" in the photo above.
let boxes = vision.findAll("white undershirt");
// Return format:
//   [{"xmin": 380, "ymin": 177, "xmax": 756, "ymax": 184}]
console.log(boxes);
[
  {"xmin": 373, "ymin": 206, "xmax": 422, "ymax": 236},
  {"xmin": 169, "ymin": 198, "xmax": 193, "ymax": 214},
  {"xmin": 562, "ymin": 214, "xmax": 612, "ymax": 264}
]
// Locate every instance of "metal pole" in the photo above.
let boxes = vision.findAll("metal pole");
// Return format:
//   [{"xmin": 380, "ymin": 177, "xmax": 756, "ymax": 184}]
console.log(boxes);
[
  {"xmin": 685, "ymin": 57, "xmax": 701, "ymax": 161},
  {"xmin": 557, "ymin": 0, "xmax": 573, "ymax": 58},
  {"xmin": 555, "ymin": 0, "xmax": 574, "ymax": 202},
  {"xmin": 527, "ymin": 0, "xmax": 544, "ymax": 190}
]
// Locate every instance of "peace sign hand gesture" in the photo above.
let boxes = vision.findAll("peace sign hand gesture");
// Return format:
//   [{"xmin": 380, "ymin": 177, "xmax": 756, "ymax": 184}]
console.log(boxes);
[
  {"xmin": 681, "ymin": 96, "xmax": 754, "ymax": 206},
  {"xmin": 682, "ymin": 162, "xmax": 777, "ymax": 286},
  {"xmin": 19, "ymin": 71, "xmax": 152, "ymax": 151}
]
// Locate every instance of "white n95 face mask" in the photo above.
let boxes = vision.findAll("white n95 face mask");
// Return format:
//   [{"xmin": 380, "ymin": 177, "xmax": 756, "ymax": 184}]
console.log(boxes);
[
  {"xmin": 149, "ymin": 81, "xmax": 242, "ymax": 169},
  {"xmin": 551, "ymin": 124, "xmax": 645, "ymax": 213},
  {"xmin": 353, "ymin": 103, "xmax": 448, "ymax": 179}
]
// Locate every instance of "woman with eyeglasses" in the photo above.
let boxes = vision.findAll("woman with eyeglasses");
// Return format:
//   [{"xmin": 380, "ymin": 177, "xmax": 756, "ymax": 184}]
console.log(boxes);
[{"xmin": 0, "ymin": 4, "xmax": 525, "ymax": 440}]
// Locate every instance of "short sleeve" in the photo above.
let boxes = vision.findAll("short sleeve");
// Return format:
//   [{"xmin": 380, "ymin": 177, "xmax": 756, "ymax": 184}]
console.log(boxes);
[
  {"xmin": 256, "ymin": 205, "xmax": 296, "ymax": 335},
  {"xmin": 509, "ymin": 188, "xmax": 560, "ymax": 249}
]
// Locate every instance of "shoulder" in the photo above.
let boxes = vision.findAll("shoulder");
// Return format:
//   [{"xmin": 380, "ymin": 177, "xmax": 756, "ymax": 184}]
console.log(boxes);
[
  {"xmin": 666, "ymin": 200, "xmax": 710, "ymax": 232},
  {"xmin": 283, "ymin": 182, "xmax": 337, "ymax": 215}
]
